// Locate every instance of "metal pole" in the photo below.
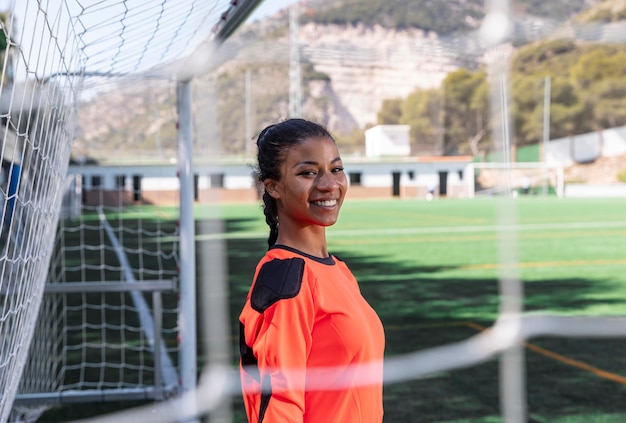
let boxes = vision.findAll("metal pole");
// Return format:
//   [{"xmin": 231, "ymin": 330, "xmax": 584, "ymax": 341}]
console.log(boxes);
[
  {"xmin": 153, "ymin": 291, "xmax": 164, "ymax": 400},
  {"xmin": 192, "ymin": 73, "xmax": 234, "ymax": 423},
  {"xmin": 245, "ymin": 69, "xmax": 252, "ymax": 159},
  {"xmin": 177, "ymin": 79, "xmax": 198, "ymax": 418},
  {"xmin": 543, "ymin": 76, "xmax": 551, "ymax": 195},
  {"xmin": 289, "ymin": 3, "xmax": 302, "ymax": 118}
]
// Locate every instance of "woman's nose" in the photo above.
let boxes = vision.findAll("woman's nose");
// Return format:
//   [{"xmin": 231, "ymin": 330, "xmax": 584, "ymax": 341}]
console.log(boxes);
[{"xmin": 316, "ymin": 171, "xmax": 338, "ymax": 190}]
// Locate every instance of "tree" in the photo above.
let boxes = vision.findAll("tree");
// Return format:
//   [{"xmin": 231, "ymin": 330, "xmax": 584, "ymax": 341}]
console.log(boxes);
[
  {"xmin": 377, "ymin": 98, "xmax": 403, "ymax": 124},
  {"xmin": 375, "ymin": 38, "xmax": 626, "ymax": 160},
  {"xmin": 511, "ymin": 74, "xmax": 544, "ymax": 146},
  {"xmin": 571, "ymin": 49, "xmax": 626, "ymax": 89},
  {"xmin": 441, "ymin": 68, "xmax": 488, "ymax": 156},
  {"xmin": 400, "ymin": 88, "xmax": 443, "ymax": 156},
  {"xmin": 587, "ymin": 79, "xmax": 626, "ymax": 128}
]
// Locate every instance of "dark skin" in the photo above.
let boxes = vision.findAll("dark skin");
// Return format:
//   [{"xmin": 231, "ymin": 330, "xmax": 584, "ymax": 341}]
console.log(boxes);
[{"xmin": 264, "ymin": 136, "xmax": 347, "ymax": 258}]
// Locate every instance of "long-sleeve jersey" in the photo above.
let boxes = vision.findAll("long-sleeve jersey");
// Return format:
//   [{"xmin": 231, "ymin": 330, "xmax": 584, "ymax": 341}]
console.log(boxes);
[{"xmin": 239, "ymin": 245, "xmax": 385, "ymax": 423}]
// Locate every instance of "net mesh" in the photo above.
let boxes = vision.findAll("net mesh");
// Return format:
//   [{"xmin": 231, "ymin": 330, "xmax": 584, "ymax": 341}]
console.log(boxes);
[
  {"xmin": 2, "ymin": 0, "xmax": 252, "ymax": 422},
  {"xmin": 0, "ymin": 5, "xmax": 80, "ymax": 422}
]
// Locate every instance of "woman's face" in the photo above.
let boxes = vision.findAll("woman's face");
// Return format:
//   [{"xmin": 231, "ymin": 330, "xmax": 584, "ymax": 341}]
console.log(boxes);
[{"xmin": 266, "ymin": 136, "xmax": 347, "ymax": 228}]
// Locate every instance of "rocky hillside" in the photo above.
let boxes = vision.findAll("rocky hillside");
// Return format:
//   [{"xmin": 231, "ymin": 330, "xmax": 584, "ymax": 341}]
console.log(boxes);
[
  {"xmin": 76, "ymin": 21, "xmax": 467, "ymax": 159},
  {"xmin": 298, "ymin": 23, "xmax": 460, "ymax": 129}
]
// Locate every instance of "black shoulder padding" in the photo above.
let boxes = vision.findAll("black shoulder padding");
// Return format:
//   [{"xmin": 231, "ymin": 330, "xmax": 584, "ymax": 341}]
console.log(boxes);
[
  {"xmin": 251, "ymin": 257, "xmax": 305, "ymax": 313},
  {"xmin": 239, "ymin": 322, "xmax": 260, "ymax": 381}
]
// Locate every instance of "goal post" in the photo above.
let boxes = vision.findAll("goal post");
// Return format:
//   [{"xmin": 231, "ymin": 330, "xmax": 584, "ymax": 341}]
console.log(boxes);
[{"xmin": 469, "ymin": 161, "xmax": 565, "ymax": 198}]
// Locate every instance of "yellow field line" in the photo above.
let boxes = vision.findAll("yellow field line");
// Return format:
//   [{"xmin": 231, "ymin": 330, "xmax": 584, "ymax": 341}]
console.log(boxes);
[
  {"xmin": 524, "ymin": 343, "xmax": 626, "ymax": 385},
  {"xmin": 464, "ymin": 322, "xmax": 626, "ymax": 385},
  {"xmin": 156, "ymin": 210, "xmax": 172, "ymax": 219},
  {"xmin": 386, "ymin": 321, "xmax": 626, "ymax": 385},
  {"xmin": 459, "ymin": 258, "xmax": 626, "ymax": 270},
  {"xmin": 330, "ymin": 229, "xmax": 626, "ymax": 246}
]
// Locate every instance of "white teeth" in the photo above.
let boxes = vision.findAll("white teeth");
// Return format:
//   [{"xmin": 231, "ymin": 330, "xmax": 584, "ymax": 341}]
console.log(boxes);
[{"xmin": 314, "ymin": 200, "xmax": 336, "ymax": 207}]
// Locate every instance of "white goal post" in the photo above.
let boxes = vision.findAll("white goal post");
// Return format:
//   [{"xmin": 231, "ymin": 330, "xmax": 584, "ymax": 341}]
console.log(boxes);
[{"xmin": 469, "ymin": 161, "xmax": 565, "ymax": 198}]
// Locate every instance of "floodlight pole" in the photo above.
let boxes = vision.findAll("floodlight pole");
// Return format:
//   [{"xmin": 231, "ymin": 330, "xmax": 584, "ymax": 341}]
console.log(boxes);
[
  {"xmin": 542, "ymin": 76, "xmax": 551, "ymax": 195},
  {"xmin": 177, "ymin": 79, "xmax": 198, "ymax": 421},
  {"xmin": 289, "ymin": 3, "xmax": 302, "ymax": 118}
]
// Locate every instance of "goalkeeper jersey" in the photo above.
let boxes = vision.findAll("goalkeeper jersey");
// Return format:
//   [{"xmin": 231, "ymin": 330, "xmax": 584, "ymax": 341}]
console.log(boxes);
[{"xmin": 239, "ymin": 245, "xmax": 385, "ymax": 423}]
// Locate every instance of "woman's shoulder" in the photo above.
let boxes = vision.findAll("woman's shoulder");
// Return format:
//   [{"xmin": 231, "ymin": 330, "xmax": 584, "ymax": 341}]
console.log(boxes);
[{"xmin": 250, "ymin": 249, "xmax": 307, "ymax": 313}]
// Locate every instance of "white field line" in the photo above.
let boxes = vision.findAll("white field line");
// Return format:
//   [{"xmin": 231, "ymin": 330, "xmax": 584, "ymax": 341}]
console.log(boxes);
[{"xmin": 194, "ymin": 220, "xmax": 626, "ymax": 241}]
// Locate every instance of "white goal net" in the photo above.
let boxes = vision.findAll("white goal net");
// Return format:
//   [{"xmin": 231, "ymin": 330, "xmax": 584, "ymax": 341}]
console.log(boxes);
[
  {"xmin": 1, "ymin": 0, "xmax": 255, "ymax": 422},
  {"xmin": 0, "ymin": 6, "xmax": 80, "ymax": 423}
]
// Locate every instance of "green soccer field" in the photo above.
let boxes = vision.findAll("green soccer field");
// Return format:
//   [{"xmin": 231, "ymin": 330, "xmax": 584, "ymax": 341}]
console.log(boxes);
[
  {"xmin": 215, "ymin": 196, "xmax": 626, "ymax": 423},
  {"xmin": 41, "ymin": 197, "xmax": 626, "ymax": 422}
]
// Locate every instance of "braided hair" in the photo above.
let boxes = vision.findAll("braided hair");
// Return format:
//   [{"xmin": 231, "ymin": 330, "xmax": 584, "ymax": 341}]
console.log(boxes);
[{"xmin": 253, "ymin": 118, "xmax": 335, "ymax": 248}]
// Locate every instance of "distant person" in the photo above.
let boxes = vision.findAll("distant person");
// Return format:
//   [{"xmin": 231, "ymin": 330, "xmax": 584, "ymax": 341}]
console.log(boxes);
[
  {"xmin": 522, "ymin": 176, "xmax": 531, "ymax": 195},
  {"xmin": 239, "ymin": 118, "xmax": 385, "ymax": 423},
  {"xmin": 426, "ymin": 180, "xmax": 436, "ymax": 201}
]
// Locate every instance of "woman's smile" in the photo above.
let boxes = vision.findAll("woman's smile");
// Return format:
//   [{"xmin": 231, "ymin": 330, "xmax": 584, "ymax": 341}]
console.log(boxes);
[{"xmin": 311, "ymin": 199, "xmax": 338, "ymax": 208}]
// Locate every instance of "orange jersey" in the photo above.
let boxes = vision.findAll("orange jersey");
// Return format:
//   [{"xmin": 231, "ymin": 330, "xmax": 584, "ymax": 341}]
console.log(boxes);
[{"xmin": 239, "ymin": 245, "xmax": 385, "ymax": 423}]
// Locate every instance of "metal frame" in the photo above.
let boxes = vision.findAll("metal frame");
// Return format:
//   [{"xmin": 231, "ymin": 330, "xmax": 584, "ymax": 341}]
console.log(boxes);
[{"xmin": 13, "ymin": 280, "xmax": 177, "ymax": 406}]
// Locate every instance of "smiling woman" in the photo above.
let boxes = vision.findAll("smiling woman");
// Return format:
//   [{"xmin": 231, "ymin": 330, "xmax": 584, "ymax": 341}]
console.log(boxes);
[
  {"xmin": 238, "ymin": 118, "xmax": 386, "ymax": 423},
  {"xmin": 253, "ymin": 118, "xmax": 348, "ymax": 254},
  {"xmin": 264, "ymin": 132, "xmax": 346, "ymax": 256}
]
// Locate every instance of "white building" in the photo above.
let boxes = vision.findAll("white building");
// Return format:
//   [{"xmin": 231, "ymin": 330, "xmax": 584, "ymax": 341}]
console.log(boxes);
[{"xmin": 365, "ymin": 125, "xmax": 411, "ymax": 157}]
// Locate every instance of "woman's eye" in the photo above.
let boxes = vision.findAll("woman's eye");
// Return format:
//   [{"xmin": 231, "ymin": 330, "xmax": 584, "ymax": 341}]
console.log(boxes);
[
  {"xmin": 333, "ymin": 167, "xmax": 344, "ymax": 173},
  {"xmin": 299, "ymin": 170, "xmax": 316, "ymax": 176}
]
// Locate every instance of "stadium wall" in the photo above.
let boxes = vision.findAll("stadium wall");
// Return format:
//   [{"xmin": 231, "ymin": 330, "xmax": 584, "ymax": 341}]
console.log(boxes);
[
  {"xmin": 69, "ymin": 156, "xmax": 474, "ymax": 206},
  {"xmin": 546, "ymin": 126, "xmax": 626, "ymax": 165}
]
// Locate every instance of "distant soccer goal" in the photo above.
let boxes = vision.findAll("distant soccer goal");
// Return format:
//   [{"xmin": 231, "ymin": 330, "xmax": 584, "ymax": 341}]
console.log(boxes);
[{"xmin": 470, "ymin": 161, "xmax": 564, "ymax": 198}]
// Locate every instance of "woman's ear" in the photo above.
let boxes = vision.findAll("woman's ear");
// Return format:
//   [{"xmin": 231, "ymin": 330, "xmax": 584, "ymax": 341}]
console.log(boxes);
[{"xmin": 264, "ymin": 179, "xmax": 280, "ymax": 199}]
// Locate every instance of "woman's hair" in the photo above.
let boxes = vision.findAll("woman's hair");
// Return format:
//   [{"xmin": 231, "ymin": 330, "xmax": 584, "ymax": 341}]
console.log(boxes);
[{"xmin": 254, "ymin": 118, "xmax": 335, "ymax": 247}]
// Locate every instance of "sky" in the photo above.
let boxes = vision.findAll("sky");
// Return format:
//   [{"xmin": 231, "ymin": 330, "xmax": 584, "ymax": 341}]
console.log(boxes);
[{"xmin": 247, "ymin": 0, "xmax": 300, "ymax": 22}]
